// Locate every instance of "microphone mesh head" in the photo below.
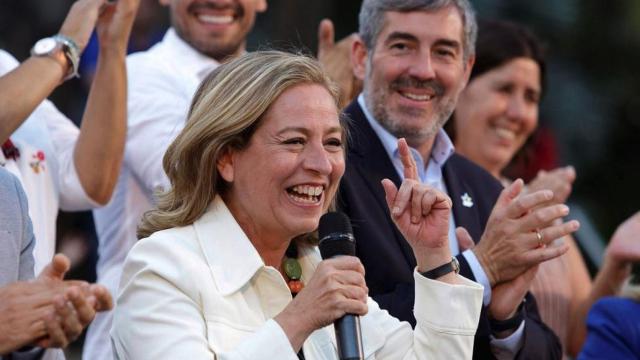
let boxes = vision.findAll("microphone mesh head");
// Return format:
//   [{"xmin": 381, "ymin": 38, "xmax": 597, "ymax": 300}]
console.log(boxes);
[
  {"xmin": 318, "ymin": 212, "xmax": 355, "ymax": 259},
  {"xmin": 318, "ymin": 212, "xmax": 353, "ymax": 239}
]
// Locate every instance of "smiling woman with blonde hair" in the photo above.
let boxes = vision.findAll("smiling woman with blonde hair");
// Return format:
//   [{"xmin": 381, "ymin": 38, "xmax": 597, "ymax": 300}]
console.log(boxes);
[{"xmin": 111, "ymin": 50, "xmax": 483, "ymax": 359}]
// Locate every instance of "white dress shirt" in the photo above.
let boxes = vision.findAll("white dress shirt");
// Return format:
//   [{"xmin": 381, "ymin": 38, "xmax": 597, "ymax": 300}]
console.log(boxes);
[
  {"xmin": 111, "ymin": 197, "xmax": 484, "ymax": 359},
  {"xmin": 84, "ymin": 28, "xmax": 219, "ymax": 360},
  {"xmin": 358, "ymin": 94, "xmax": 525, "ymax": 357},
  {"xmin": 0, "ymin": 50, "xmax": 98, "ymax": 275}
]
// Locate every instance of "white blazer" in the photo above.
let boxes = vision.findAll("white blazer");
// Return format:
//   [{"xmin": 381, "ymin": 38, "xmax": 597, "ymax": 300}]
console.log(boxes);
[{"xmin": 111, "ymin": 197, "xmax": 483, "ymax": 359}]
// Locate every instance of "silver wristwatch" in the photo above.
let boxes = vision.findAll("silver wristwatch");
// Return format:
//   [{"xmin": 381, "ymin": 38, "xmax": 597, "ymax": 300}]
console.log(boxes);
[{"xmin": 31, "ymin": 34, "xmax": 80, "ymax": 81}]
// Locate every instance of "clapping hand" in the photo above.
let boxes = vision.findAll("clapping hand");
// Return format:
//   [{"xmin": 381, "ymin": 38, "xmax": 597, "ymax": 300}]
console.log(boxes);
[
  {"xmin": 35, "ymin": 254, "xmax": 113, "ymax": 348},
  {"xmin": 0, "ymin": 254, "xmax": 112, "ymax": 353},
  {"xmin": 605, "ymin": 211, "xmax": 640, "ymax": 268},
  {"xmin": 527, "ymin": 166, "xmax": 576, "ymax": 206}
]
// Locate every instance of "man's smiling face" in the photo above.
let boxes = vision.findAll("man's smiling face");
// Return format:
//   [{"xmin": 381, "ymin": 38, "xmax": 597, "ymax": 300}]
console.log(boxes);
[
  {"xmin": 356, "ymin": 6, "xmax": 473, "ymax": 146},
  {"xmin": 160, "ymin": 0, "xmax": 267, "ymax": 61}
]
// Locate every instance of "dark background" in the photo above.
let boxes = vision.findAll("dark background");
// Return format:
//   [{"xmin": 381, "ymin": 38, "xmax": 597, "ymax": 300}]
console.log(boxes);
[{"xmin": 2, "ymin": 0, "xmax": 639, "ymax": 355}]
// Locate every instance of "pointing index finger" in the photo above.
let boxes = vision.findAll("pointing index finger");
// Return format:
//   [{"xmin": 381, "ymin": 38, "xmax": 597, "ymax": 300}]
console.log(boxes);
[{"xmin": 398, "ymin": 138, "xmax": 419, "ymax": 181}]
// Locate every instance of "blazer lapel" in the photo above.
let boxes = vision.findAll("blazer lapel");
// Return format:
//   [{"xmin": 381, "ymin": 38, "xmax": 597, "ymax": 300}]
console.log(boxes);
[
  {"xmin": 443, "ymin": 156, "xmax": 484, "ymax": 244},
  {"xmin": 344, "ymin": 101, "xmax": 417, "ymax": 268}
]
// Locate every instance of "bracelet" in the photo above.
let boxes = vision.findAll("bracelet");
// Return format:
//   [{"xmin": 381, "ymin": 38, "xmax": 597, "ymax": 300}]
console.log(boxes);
[
  {"xmin": 53, "ymin": 34, "xmax": 80, "ymax": 80},
  {"xmin": 489, "ymin": 302, "xmax": 524, "ymax": 333}
]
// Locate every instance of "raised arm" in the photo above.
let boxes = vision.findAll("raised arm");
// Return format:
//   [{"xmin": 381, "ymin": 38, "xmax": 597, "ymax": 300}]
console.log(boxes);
[
  {"xmin": 0, "ymin": 0, "xmax": 107, "ymax": 141},
  {"xmin": 73, "ymin": 0, "xmax": 139, "ymax": 204}
]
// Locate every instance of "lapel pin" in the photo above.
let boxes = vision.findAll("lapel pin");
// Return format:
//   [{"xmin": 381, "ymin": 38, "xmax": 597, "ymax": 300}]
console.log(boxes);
[{"xmin": 461, "ymin": 193, "xmax": 474, "ymax": 208}]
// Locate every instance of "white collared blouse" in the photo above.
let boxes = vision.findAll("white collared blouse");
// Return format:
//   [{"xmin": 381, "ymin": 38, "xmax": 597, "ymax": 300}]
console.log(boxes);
[{"xmin": 111, "ymin": 197, "xmax": 483, "ymax": 359}]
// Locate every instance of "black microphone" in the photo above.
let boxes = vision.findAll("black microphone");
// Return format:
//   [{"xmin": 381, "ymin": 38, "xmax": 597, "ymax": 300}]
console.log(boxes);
[{"xmin": 318, "ymin": 212, "xmax": 364, "ymax": 360}]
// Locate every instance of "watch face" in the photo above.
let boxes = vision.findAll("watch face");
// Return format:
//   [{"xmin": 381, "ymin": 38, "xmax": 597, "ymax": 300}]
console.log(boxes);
[{"xmin": 33, "ymin": 38, "xmax": 57, "ymax": 55}]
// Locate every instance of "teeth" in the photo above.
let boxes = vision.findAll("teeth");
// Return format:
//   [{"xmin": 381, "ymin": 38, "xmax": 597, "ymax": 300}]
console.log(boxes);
[
  {"xmin": 288, "ymin": 193, "xmax": 319, "ymax": 204},
  {"xmin": 197, "ymin": 14, "xmax": 233, "ymax": 24},
  {"xmin": 401, "ymin": 92, "xmax": 433, "ymax": 101},
  {"xmin": 290, "ymin": 185, "xmax": 323, "ymax": 198},
  {"xmin": 494, "ymin": 127, "xmax": 516, "ymax": 140}
]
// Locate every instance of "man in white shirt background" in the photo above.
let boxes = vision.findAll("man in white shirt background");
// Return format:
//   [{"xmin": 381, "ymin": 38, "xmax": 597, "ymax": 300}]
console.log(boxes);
[{"xmin": 85, "ymin": 1, "xmax": 268, "ymax": 359}]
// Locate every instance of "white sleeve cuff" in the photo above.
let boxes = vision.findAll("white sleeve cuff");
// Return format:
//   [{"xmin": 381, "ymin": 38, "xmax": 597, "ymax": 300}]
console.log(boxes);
[
  {"xmin": 490, "ymin": 320, "xmax": 525, "ymax": 359},
  {"xmin": 462, "ymin": 249, "xmax": 492, "ymax": 305},
  {"xmin": 413, "ymin": 269, "xmax": 484, "ymax": 334}
]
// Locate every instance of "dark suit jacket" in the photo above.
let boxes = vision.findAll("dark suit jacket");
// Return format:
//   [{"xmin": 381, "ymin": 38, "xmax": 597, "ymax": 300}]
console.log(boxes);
[{"xmin": 338, "ymin": 100, "xmax": 562, "ymax": 359}]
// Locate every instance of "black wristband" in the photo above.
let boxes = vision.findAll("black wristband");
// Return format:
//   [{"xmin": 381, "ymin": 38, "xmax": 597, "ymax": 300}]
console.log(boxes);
[
  {"xmin": 419, "ymin": 257, "xmax": 460, "ymax": 280},
  {"xmin": 490, "ymin": 302, "xmax": 525, "ymax": 333}
]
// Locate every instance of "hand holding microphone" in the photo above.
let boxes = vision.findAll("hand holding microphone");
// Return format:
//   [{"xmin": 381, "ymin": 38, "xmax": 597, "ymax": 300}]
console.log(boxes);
[{"xmin": 274, "ymin": 213, "xmax": 366, "ymax": 359}]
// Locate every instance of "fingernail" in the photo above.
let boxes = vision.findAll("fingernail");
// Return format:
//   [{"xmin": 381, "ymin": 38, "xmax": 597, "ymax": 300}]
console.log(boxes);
[
  {"xmin": 393, "ymin": 207, "xmax": 400, "ymax": 216},
  {"xmin": 412, "ymin": 216, "xmax": 418, "ymax": 223},
  {"xmin": 562, "ymin": 205, "xmax": 569, "ymax": 215},
  {"xmin": 572, "ymin": 220, "xmax": 580, "ymax": 230}
]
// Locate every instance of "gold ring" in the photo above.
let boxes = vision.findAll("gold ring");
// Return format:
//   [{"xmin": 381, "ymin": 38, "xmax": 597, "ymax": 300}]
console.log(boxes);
[{"xmin": 535, "ymin": 230, "xmax": 543, "ymax": 247}]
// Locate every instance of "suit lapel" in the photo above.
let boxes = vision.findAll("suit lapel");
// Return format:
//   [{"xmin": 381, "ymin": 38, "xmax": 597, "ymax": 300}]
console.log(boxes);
[
  {"xmin": 344, "ymin": 101, "xmax": 417, "ymax": 268},
  {"xmin": 443, "ymin": 155, "xmax": 484, "ymax": 244}
]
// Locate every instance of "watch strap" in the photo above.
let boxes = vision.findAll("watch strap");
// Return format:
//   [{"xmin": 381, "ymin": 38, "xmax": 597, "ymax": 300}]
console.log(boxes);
[
  {"xmin": 420, "ymin": 257, "xmax": 459, "ymax": 280},
  {"xmin": 489, "ymin": 302, "xmax": 525, "ymax": 333}
]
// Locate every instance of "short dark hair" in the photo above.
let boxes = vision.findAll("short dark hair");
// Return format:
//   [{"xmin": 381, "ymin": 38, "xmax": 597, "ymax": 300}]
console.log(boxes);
[{"xmin": 471, "ymin": 19, "xmax": 546, "ymax": 92}]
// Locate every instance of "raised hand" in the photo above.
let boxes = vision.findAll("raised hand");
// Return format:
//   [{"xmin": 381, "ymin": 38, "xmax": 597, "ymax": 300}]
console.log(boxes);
[
  {"xmin": 473, "ymin": 179, "xmax": 580, "ymax": 286},
  {"xmin": 317, "ymin": 19, "xmax": 361, "ymax": 108},
  {"xmin": 275, "ymin": 256, "xmax": 368, "ymax": 351},
  {"xmin": 605, "ymin": 211, "xmax": 640, "ymax": 266},
  {"xmin": 95, "ymin": 0, "xmax": 140, "ymax": 53},
  {"xmin": 380, "ymin": 139, "xmax": 454, "ymax": 278},
  {"xmin": 527, "ymin": 166, "xmax": 576, "ymax": 205},
  {"xmin": 58, "ymin": 0, "xmax": 109, "ymax": 52}
]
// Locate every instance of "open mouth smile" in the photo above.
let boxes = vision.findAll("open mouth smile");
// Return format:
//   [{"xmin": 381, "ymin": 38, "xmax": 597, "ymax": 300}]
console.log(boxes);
[
  {"xmin": 286, "ymin": 185, "xmax": 324, "ymax": 204},
  {"xmin": 398, "ymin": 90, "xmax": 434, "ymax": 102},
  {"xmin": 196, "ymin": 14, "xmax": 234, "ymax": 24}
]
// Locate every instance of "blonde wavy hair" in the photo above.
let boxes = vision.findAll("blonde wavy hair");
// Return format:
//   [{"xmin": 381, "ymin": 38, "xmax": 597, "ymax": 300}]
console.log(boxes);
[{"xmin": 137, "ymin": 51, "xmax": 341, "ymax": 239}]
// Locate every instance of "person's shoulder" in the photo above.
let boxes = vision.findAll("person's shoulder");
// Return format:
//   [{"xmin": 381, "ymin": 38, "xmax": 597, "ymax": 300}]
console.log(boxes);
[
  {"xmin": 121, "ymin": 224, "xmax": 206, "ymax": 288},
  {"xmin": 132, "ymin": 225, "xmax": 200, "ymax": 261},
  {"xmin": 0, "ymin": 168, "xmax": 24, "ymax": 201},
  {"xmin": 589, "ymin": 296, "xmax": 640, "ymax": 322}
]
